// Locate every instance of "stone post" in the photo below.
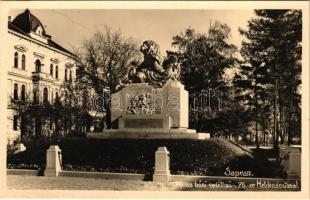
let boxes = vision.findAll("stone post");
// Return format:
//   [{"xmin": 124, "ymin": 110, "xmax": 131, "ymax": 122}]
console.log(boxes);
[
  {"xmin": 44, "ymin": 145, "xmax": 62, "ymax": 177},
  {"xmin": 153, "ymin": 147, "xmax": 170, "ymax": 182},
  {"xmin": 286, "ymin": 146, "xmax": 301, "ymax": 179},
  {"xmin": 279, "ymin": 145, "xmax": 290, "ymax": 170}
]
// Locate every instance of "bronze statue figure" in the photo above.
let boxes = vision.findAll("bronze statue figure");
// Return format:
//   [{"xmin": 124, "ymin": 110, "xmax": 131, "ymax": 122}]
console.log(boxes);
[{"xmin": 125, "ymin": 40, "xmax": 180, "ymax": 88}]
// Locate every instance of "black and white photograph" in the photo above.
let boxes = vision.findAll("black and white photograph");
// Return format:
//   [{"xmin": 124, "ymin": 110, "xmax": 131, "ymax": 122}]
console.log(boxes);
[{"xmin": 0, "ymin": 1, "xmax": 309, "ymax": 198}]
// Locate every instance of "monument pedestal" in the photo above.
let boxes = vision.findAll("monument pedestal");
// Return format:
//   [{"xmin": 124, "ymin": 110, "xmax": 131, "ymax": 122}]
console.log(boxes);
[{"xmin": 87, "ymin": 81, "xmax": 210, "ymax": 140}]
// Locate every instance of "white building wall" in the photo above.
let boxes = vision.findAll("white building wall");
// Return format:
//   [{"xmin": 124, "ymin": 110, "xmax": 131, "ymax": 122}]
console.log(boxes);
[{"xmin": 7, "ymin": 29, "xmax": 76, "ymax": 143}]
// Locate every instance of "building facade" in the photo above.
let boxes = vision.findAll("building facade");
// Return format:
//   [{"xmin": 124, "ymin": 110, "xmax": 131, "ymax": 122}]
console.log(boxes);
[{"xmin": 7, "ymin": 9, "xmax": 77, "ymax": 143}]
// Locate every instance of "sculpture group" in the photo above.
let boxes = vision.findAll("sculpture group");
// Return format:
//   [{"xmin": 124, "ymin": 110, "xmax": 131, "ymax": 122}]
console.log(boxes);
[{"xmin": 125, "ymin": 40, "xmax": 180, "ymax": 87}]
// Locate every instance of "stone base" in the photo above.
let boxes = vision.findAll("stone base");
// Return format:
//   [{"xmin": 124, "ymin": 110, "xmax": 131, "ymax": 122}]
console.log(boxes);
[
  {"xmin": 87, "ymin": 129, "xmax": 210, "ymax": 140},
  {"xmin": 44, "ymin": 169, "xmax": 60, "ymax": 177},
  {"xmin": 153, "ymin": 173, "xmax": 171, "ymax": 182},
  {"xmin": 287, "ymin": 173, "xmax": 300, "ymax": 179}
]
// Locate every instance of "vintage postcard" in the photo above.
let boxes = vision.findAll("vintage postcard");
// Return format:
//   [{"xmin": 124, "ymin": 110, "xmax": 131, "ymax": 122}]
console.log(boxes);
[{"xmin": 0, "ymin": 1, "xmax": 309, "ymax": 199}]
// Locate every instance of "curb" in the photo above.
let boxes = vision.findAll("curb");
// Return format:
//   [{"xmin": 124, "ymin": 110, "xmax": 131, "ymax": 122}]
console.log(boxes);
[
  {"xmin": 7, "ymin": 169, "xmax": 39, "ymax": 176},
  {"xmin": 59, "ymin": 170, "xmax": 145, "ymax": 180}
]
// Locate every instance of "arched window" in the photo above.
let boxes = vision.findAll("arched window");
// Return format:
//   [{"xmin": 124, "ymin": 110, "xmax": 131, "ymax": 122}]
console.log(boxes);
[
  {"xmin": 14, "ymin": 52, "xmax": 18, "ymax": 68},
  {"xmin": 21, "ymin": 54, "xmax": 26, "ymax": 70},
  {"xmin": 21, "ymin": 85, "xmax": 26, "ymax": 102},
  {"xmin": 13, "ymin": 83, "xmax": 18, "ymax": 100},
  {"xmin": 35, "ymin": 60, "xmax": 41, "ymax": 72},
  {"xmin": 50, "ymin": 64, "xmax": 53, "ymax": 76},
  {"xmin": 43, "ymin": 87, "xmax": 48, "ymax": 103},
  {"xmin": 65, "ymin": 68, "xmax": 68, "ymax": 81},
  {"xmin": 55, "ymin": 66, "xmax": 59, "ymax": 79},
  {"xmin": 69, "ymin": 70, "xmax": 72, "ymax": 82}
]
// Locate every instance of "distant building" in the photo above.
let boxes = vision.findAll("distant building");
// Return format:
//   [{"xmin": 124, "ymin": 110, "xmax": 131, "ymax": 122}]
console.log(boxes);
[{"xmin": 7, "ymin": 9, "xmax": 77, "ymax": 143}]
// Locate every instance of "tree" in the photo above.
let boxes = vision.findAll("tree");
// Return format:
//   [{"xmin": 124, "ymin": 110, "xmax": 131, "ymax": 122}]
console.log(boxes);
[
  {"xmin": 238, "ymin": 10, "xmax": 302, "ymax": 148},
  {"xmin": 172, "ymin": 22, "xmax": 238, "ymax": 92},
  {"xmin": 75, "ymin": 26, "xmax": 141, "ymax": 129},
  {"xmin": 8, "ymin": 92, "xmax": 55, "ymax": 143},
  {"xmin": 58, "ymin": 71, "xmax": 93, "ymax": 136},
  {"xmin": 233, "ymin": 60, "xmax": 273, "ymax": 148},
  {"xmin": 171, "ymin": 21, "xmax": 239, "ymax": 134},
  {"xmin": 8, "ymin": 93, "xmax": 34, "ymax": 142}
]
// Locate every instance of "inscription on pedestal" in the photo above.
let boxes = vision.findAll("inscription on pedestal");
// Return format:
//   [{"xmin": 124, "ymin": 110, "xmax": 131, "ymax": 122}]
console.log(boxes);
[{"xmin": 124, "ymin": 119, "xmax": 163, "ymax": 128}]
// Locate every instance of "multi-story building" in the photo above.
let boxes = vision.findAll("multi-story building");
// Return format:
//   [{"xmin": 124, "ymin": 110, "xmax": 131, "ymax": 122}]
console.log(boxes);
[{"xmin": 7, "ymin": 9, "xmax": 77, "ymax": 143}]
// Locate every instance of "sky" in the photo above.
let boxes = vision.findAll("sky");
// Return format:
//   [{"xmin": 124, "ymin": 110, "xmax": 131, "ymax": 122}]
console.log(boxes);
[{"xmin": 9, "ymin": 9, "xmax": 255, "ymax": 56}]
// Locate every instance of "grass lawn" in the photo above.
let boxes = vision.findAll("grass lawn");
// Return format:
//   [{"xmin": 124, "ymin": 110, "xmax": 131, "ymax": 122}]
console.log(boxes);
[{"xmin": 7, "ymin": 137, "xmax": 283, "ymax": 178}]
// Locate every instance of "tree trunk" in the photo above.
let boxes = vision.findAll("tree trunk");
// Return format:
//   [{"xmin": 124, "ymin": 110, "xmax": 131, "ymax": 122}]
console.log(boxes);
[
  {"xmin": 255, "ymin": 101, "xmax": 260, "ymax": 149},
  {"xmin": 273, "ymin": 78, "xmax": 279, "ymax": 151},
  {"xmin": 104, "ymin": 88, "xmax": 112, "ymax": 129},
  {"xmin": 279, "ymin": 105, "xmax": 284, "ymax": 144},
  {"xmin": 287, "ymin": 90, "xmax": 293, "ymax": 146},
  {"xmin": 105, "ymin": 107, "xmax": 112, "ymax": 129},
  {"xmin": 20, "ymin": 114, "xmax": 26, "ymax": 143}
]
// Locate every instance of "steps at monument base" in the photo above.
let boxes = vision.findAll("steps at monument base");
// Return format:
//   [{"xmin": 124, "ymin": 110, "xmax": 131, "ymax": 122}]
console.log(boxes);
[{"xmin": 87, "ymin": 129, "xmax": 210, "ymax": 140}]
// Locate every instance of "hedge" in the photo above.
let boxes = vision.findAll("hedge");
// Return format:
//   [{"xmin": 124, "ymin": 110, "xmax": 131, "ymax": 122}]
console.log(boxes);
[{"xmin": 7, "ymin": 137, "xmax": 282, "ymax": 178}]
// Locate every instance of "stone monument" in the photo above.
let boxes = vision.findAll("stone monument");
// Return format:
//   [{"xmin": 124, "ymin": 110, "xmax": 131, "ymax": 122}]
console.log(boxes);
[{"xmin": 87, "ymin": 40, "xmax": 209, "ymax": 140}]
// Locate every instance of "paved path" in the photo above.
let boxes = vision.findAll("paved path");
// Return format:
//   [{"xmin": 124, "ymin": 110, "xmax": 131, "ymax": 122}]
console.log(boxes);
[
  {"xmin": 7, "ymin": 175, "xmax": 298, "ymax": 191},
  {"xmin": 7, "ymin": 175, "xmax": 177, "ymax": 190},
  {"xmin": 7, "ymin": 175, "xmax": 242, "ymax": 191}
]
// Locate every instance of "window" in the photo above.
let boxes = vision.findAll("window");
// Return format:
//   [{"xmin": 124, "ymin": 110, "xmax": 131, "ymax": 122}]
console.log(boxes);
[
  {"xmin": 69, "ymin": 70, "xmax": 72, "ymax": 82},
  {"xmin": 21, "ymin": 85, "xmax": 25, "ymax": 102},
  {"xmin": 33, "ymin": 91, "xmax": 38, "ymax": 104},
  {"xmin": 64, "ymin": 91, "xmax": 68, "ymax": 103},
  {"xmin": 13, "ymin": 115, "xmax": 18, "ymax": 130},
  {"xmin": 55, "ymin": 66, "xmax": 59, "ymax": 79},
  {"xmin": 22, "ymin": 54, "xmax": 26, "ymax": 70},
  {"xmin": 43, "ymin": 87, "xmax": 48, "ymax": 103},
  {"xmin": 65, "ymin": 68, "xmax": 68, "ymax": 81},
  {"xmin": 13, "ymin": 83, "xmax": 18, "ymax": 100},
  {"xmin": 55, "ymin": 92, "xmax": 59, "ymax": 101},
  {"xmin": 50, "ymin": 64, "xmax": 53, "ymax": 76},
  {"xmin": 14, "ymin": 52, "xmax": 18, "ymax": 68},
  {"xmin": 35, "ymin": 59, "xmax": 41, "ymax": 72},
  {"xmin": 76, "ymin": 68, "xmax": 80, "ymax": 79}
]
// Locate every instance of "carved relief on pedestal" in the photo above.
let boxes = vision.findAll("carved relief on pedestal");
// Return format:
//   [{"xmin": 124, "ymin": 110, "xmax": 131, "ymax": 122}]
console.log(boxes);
[{"xmin": 126, "ymin": 93, "xmax": 152, "ymax": 115}]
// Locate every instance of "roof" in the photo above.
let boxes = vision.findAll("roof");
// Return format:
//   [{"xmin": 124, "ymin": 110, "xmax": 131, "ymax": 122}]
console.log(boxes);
[
  {"xmin": 12, "ymin": 9, "xmax": 48, "ymax": 37},
  {"xmin": 9, "ymin": 9, "xmax": 75, "ymax": 57}
]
